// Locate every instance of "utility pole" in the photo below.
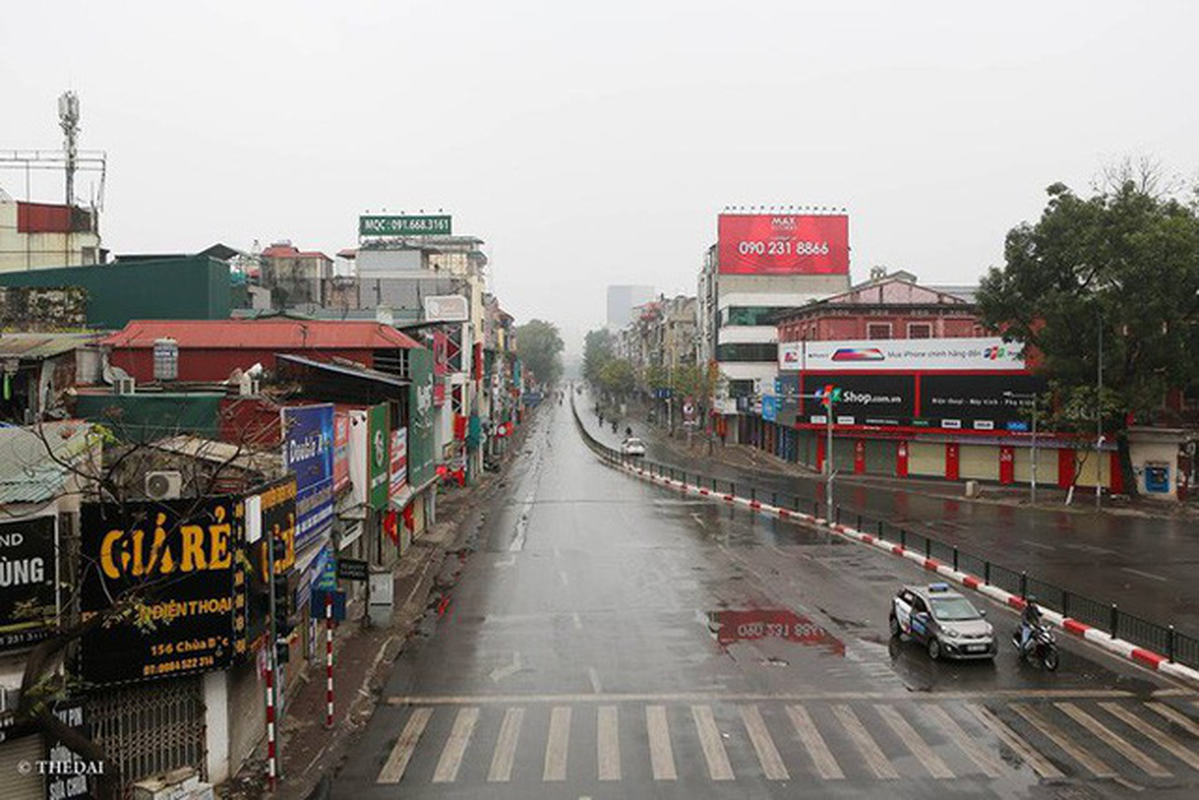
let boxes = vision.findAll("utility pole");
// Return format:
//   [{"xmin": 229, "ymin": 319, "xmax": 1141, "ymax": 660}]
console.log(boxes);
[
  {"xmin": 799, "ymin": 387, "xmax": 839, "ymax": 516},
  {"xmin": 1006, "ymin": 391, "xmax": 1038, "ymax": 504},
  {"xmin": 1096, "ymin": 312, "xmax": 1103, "ymax": 510}
]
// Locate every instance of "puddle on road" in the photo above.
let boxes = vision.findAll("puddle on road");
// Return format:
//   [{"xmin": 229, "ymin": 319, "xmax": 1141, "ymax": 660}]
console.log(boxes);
[{"xmin": 705, "ymin": 609, "xmax": 845, "ymax": 656}]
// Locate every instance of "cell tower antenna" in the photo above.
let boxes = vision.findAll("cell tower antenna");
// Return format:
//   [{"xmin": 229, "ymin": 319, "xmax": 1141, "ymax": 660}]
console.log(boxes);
[{"xmin": 58, "ymin": 91, "xmax": 81, "ymax": 206}]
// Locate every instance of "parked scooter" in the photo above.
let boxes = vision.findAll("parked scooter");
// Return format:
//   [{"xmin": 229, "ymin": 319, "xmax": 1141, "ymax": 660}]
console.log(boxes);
[{"xmin": 1012, "ymin": 622, "xmax": 1059, "ymax": 671}]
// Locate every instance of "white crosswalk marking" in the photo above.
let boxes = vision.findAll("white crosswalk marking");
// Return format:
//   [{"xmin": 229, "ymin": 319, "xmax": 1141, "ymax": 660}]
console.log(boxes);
[
  {"xmin": 692, "ymin": 705, "xmax": 735, "ymax": 781},
  {"xmin": 966, "ymin": 703, "xmax": 1063, "ymax": 779},
  {"xmin": 739, "ymin": 704, "xmax": 789, "ymax": 780},
  {"xmin": 921, "ymin": 704, "xmax": 1001, "ymax": 778},
  {"xmin": 832, "ymin": 704, "xmax": 898, "ymax": 779},
  {"xmin": 646, "ymin": 705, "xmax": 677, "ymax": 781},
  {"xmin": 543, "ymin": 705, "xmax": 572, "ymax": 781},
  {"xmin": 876, "ymin": 704, "xmax": 954, "ymax": 779},
  {"xmin": 1101, "ymin": 703, "xmax": 1199, "ymax": 771},
  {"xmin": 1146, "ymin": 702, "xmax": 1199, "ymax": 738},
  {"xmin": 598, "ymin": 706, "xmax": 621, "ymax": 781},
  {"xmin": 432, "ymin": 707, "xmax": 479, "ymax": 783},
  {"xmin": 376, "ymin": 707, "xmax": 433, "ymax": 784},
  {"xmin": 487, "ymin": 707, "xmax": 525, "ymax": 782},
  {"xmin": 786, "ymin": 704, "xmax": 844, "ymax": 780},
  {"xmin": 1010, "ymin": 703, "xmax": 1115, "ymax": 778},
  {"xmin": 1056, "ymin": 702, "xmax": 1170, "ymax": 778}
]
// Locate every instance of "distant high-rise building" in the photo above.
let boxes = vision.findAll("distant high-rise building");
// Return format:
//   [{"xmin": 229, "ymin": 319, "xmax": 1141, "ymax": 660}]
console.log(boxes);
[{"xmin": 607, "ymin": 284, "xmax": 655, "ymax": 330}]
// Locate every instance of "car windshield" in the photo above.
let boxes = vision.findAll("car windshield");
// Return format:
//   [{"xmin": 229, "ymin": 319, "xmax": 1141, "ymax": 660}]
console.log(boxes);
[
  {"xmin": 929, "ymin": 596, "xmax": 981, "ymax": 621},
  {"xmin": 627, "ymin": 439, "xmax": 643, "ymax": 446}
]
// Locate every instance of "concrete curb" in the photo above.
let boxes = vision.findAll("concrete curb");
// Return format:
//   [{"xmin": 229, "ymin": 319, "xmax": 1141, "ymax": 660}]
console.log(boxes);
[{"xmin": 609, "ymin": 456, "xmax": 1199, "ymax": 689}]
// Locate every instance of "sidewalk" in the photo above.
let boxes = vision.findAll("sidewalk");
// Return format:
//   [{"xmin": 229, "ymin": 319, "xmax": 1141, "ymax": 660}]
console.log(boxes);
[{"xmin": 222, "ymin": 420, "xmax": 537, "ymax": 800}]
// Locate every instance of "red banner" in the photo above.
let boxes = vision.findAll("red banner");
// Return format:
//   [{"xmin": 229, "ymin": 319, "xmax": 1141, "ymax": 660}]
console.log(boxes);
[{"xmin": 718, "ymin": 214, "xmax": 848, "ymax": 275}]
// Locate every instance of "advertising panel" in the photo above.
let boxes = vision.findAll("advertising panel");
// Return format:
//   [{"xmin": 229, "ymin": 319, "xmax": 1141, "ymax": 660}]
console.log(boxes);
[
  {"xmin": 282, "ymin": 404, "xmax": 334, "ymax": 550},
  {"xmin": 368, "ymin": 404, "xmax": 390, "ymax": 510},
  {"xmin": 919, "ymin": 374, "xmax": 1047, "ymax": 430},
  {"xmin": 333, "ymin": 412, "xmax": 350, "ymax": 494},
  {"xmin": 718, "ymin": 213, "xmax": 849, "ymax": 275},
  {"xmin": 390, "ymin": 428, "xmax": 408, "ymax": 498},
  {"xmin": 802, "ymin": 373, "xmax": 916, "ymax": 426},
  {"xmin": 779, "ymin": 337, "xmax": 1026, "ymax": 372},
  {"xmin": 423, "ymin": 295, "xmax": 469, "ymax": 323},
  {"xmin": 407, "ymin": 347, "xmax": 436, "ymax": 488},
  {"xmin": 359, "ymin": 214, "xmax": 452, "ymax": 236},
  {"xmin": 79, "ymin": 497, "xmax": 243, "ymax": 685},
  {"xmin": 761, "ymin": 395, "xmax": 779, "ymax": 423},
  {"xmin": 0, "ymin": 514, "xmax": 58, "ymax": 650}
]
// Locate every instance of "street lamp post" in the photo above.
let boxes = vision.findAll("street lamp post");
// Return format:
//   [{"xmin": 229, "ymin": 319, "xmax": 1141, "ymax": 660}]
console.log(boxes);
[
  {"xmin": 799, "ymin": 390, "xmax": 837, "ymax": 516},
  {"xmin": 1006, "ymin": 391, "xmax": 1038, "ymax": 504},
  {"xmin": 1096, "ymin": 312, "xmax": 1103, "ymax": 510}
]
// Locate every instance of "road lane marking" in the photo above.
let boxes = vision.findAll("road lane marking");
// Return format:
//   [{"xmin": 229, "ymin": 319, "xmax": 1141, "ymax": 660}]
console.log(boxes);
[
  {"xmin": 786, "ymin": 705, "xmax": 843, "ymax": 780},
  {"xmin": 558, "ymin": 570, "xmax": 570, "ymax": 587},
  {"xmin": 832, "ymin": 704, "xmax": 898, "ymax": 779},
  {"xmin": 1100, "ymin": 703, "xmax": 1199, "ymax": 771},
  {"xmin": 487, "ymin": 707, "xmax": 525, "ymax": 782},
  {"xmin": 432, "ymin": 707, "xmax": 479, "ymax": 783},
  {"xmin": 692, "ymin": 705, "xmax": 735, "ymax": 781},
  {"xmin": 921, "ymin": 704, "xmax": 1001, "ymax": 778},
  {"xmin": 588, "ymin": 667, "xmax": 603, "ymax": 695},
  {"xmin": 495, "ymin": 555, "xmax": 516, "ymax": 568},
  {"xmin": 376, "ymin": 707, "xmax": 433, "ymax": 784},
  {"xmin": 876, "ymin": 704, "xmax": 954, "ymax": 779},
  {"xmin": 571, "ymin": 612, "xmax": 583, "ymax": 630},
  {"xmin": 1010, "ymin": 703, "xmax": 1115, "ymax": 778},
  {"xmin": 1145, "ymin": 702, "xmax": 1199, "ymax": 737},
  {"xmin": 1056, "ymin": 702, "xmax": 1170, "ymax": 778},
  {"xmin": 967, "ymin": 703, "xmax": 1063, "ymax": 779},
  {"xmin": 489, "ymin": 652, "xmax": 522, "ymax": 683},
  {"xmin": 385, "ymin": 688, "xmax": 1140, "ymax": 706},
  {"xmin": 543, "ymin": 706, "xmax": 571, "ymax": 781},
  {"xmin": 1121, "ymin": 567, "xmax": 1168, "ymax": 582},
  {"xmin": 598, "ymin": 706, "xmax": 621, "ymax": 781},
  {"xmin": 646, "ymin": 705, "xmax": 677, "ymax": 781},
  {"xmin": 1021, "ymin": 539, "xmax": 1056, "ymax": 552},
  {"xmin": 740, "ymin": 704, "xmax": 789, "ymax": 780}
]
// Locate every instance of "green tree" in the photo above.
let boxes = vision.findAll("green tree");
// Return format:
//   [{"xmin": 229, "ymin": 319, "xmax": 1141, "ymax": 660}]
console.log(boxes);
[
  {"xmin": 583, "ymin": 328, "xmax": 615, "ymax": 384},
  {"xmin": 977, "ymin": 175, "xmax": 1199, "ymax": 489},
  {"xmin": 597, "ymin": 358, "xmax": 635, "ymax": 398},
  {"xmin": 516, "ymin": 319, "xmax": 564, "ymax": 387}
]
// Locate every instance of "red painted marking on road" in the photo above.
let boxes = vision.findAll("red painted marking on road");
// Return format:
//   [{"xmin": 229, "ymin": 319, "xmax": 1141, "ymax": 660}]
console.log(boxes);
[
  {"xmin": 778, "ymin": 509, "xmax": 790, "ymax": 518},
  {"xmin": 962, "ymin": 576, "xmax": 981, "ymax": 589},
  {"xmin": 891, "ymin": 546, "xmax": 905, "ymax": 555},
  {"xmin": 749, "ymin": 501, "xmax": 762, "ymax": 510},
  {"xmin": 723, "ymin": 495, "xmax": 734, "ymax": 502},
  {"xmin": 1007, "ymin": 596, "xmax": 1027, "ymax": 611},
  {"xmin": 861, "ymin": 534, "xmax": 874, "ymax": 544},
  {"xmin": 699, "ymin": 489, "xmax": 710, "ymax": 495},
  {"xmin": 923, "ymin": 558, "xmax": 941, "ymax": 571},
  {"xmin": 1063, "ymin": 618, "xmax": 1091, "ymax": 636},
  {"xmin": 1131, "ymin": 648, "xmax": 1165, "ymax": 669}
]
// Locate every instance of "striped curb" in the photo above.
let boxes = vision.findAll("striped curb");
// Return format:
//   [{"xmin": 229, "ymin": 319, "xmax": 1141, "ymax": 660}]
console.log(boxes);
[{"xmin": 603, "ymin": 454, "xmax": 1199, "ymax": 689}]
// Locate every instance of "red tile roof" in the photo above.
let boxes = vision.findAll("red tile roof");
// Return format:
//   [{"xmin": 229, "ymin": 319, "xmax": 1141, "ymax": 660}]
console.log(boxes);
[
  {"xmin": 261, "ymin": 244, "xmax": 332, "ymax": 261},
  {"xmin": 100, "ymin": 319, "xmax": 421, "ymax": 350}
]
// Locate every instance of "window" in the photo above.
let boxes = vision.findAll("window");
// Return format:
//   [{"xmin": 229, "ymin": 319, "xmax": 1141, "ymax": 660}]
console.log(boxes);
[
  {"xmin": 721, "ymin": 307, "xmax": 785, "ymax": 327},
  {"xmin": 715, "ymin": 343, "xmax": 778, "ymax": 362},
  {"xmin": 867, "ymin": 323, "xmax": 892, "ymax": 340},
  {"xmin": 908, "ymin": 323, "xmax": 931, "ymax": 339}
]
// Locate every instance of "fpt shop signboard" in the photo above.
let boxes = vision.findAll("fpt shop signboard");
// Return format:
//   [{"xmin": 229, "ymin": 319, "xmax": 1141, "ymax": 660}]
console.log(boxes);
[
  {"xmin": 368, "ymin": 403, "xmax": 391, "ymax": 511},
  {"xmin": 0, "ymin": 514, "xmax": 58, "ymax": 651},
  {"xmin": 282, "ymin": 404, "xmax": 335, "ymax": 549},
  {"xmin": 79, "ymin": 497, "xmax": 243, "ymax": 685},
  {"xmin": 718, "ymin": 213, "xmax": 849, "ymax": 275},
  {"xmin": 778, "ymin": 337, "xmax": 1026, "ymax": 373}
]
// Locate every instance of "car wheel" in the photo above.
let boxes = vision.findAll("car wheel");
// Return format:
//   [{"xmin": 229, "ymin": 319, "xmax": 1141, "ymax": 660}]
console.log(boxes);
[
  {"xmin": 889, "ymin": 615, "xmax": 901, "ymax": 639},
  {"xmin": 927, "ymin": 637, "xmax": 941, "ymax": 660}
]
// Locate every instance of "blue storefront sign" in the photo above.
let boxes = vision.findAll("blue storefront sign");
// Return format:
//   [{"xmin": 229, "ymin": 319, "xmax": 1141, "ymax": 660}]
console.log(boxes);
[
  {"xmin": 282, "ymin": 404, "xmax": 335, "ymax": 549},
  {"xmin": 762, "ymin": 395, "xmax": 779, "ymax": 422}
]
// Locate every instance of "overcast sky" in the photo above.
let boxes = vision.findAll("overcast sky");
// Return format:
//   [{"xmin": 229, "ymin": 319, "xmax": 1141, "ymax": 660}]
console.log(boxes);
[{"xmin": 3, "ymin": 2, "xmax": 1196, "ymax": 352}]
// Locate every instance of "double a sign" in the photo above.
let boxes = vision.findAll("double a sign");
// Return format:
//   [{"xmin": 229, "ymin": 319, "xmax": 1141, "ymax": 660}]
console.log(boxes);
[{"xmin": 359, "ymin": 214, "xmax": 452, "ymax": 237}]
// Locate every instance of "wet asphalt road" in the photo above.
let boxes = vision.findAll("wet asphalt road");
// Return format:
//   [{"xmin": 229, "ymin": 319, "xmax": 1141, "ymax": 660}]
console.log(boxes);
[
  {"xmin": 594, "ymin": 399, "xmax": 1199, "ymax": 635},
  {"xmin": 334, "ymin": 400, "xmax": 1199, "ymax": 799}
]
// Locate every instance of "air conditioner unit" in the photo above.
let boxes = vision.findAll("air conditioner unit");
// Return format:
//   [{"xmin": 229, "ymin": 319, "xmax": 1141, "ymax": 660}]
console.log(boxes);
[
  {"xmin": 115, "ymin": 376, "xmax": 136, "ymax": 395},
  {"xmin": 145, "ymin": 471, "xmax": 183, "ymax": 501}
]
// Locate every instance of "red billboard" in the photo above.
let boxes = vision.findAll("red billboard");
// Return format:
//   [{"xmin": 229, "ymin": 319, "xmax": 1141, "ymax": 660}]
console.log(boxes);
[{"xmin": 718, "ymin": 213, "xmax": 849, "ymax": 275}]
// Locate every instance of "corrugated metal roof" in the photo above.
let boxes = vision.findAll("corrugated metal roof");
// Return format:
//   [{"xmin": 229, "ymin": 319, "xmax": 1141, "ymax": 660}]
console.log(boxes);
[
  {"xmin": 276, "ymin": 353, "xmax": 410, "ymax": 387},
  {"xmin": 150, "ymin": 434, "xmax": 282, "ymax": 474},
  {"xmin": 0, "ymin": 332, "xmax": 102, "ymax": 360},
  {"xmin": 0, "ymin": 421, "xmax": 97, "ymax": 505},
  {"xmin": 100, "ymin": 319, "xmax": 421, "ymax": 350}
]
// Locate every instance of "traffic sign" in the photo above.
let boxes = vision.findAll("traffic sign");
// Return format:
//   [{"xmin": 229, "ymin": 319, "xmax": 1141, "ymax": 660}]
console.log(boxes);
[{"xmin": 337, "ymin": 558, "xmax": 369, "ymax": 582}]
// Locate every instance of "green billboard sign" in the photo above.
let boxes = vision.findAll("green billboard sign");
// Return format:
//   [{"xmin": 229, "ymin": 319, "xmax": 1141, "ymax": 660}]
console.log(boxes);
[
  {"xmin": 359, "ymin": 215, "xmax": 452, "ymax": 237},
  {"xmin": 367, "ymin": 403, "xmax": 390, "ymax": 511}
]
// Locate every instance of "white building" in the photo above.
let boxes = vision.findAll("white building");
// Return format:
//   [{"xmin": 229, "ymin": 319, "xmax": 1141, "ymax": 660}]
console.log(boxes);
[{"xmin": 0, "ymin": 190, "xmax": 102, "ymax": 272}]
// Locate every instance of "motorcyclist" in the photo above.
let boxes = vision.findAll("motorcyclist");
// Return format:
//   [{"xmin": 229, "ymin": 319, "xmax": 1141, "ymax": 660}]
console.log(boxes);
[
  {"xmin": 1019, "ymin": 597, "xmax": 1043, "ymax": 654},
  {"xmin": 625, "ymin": 426, "xmax": 633, "ymax": 438},
  {"xmin": 611, "ymin": 420, "xmax": 617, "ymax": 433}
]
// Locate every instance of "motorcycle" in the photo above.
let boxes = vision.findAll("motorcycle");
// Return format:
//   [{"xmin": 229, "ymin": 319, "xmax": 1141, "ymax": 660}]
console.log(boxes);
[{"xmin": 1013, "ymin": 622, "xmax": 1059, "ymax": 671}]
